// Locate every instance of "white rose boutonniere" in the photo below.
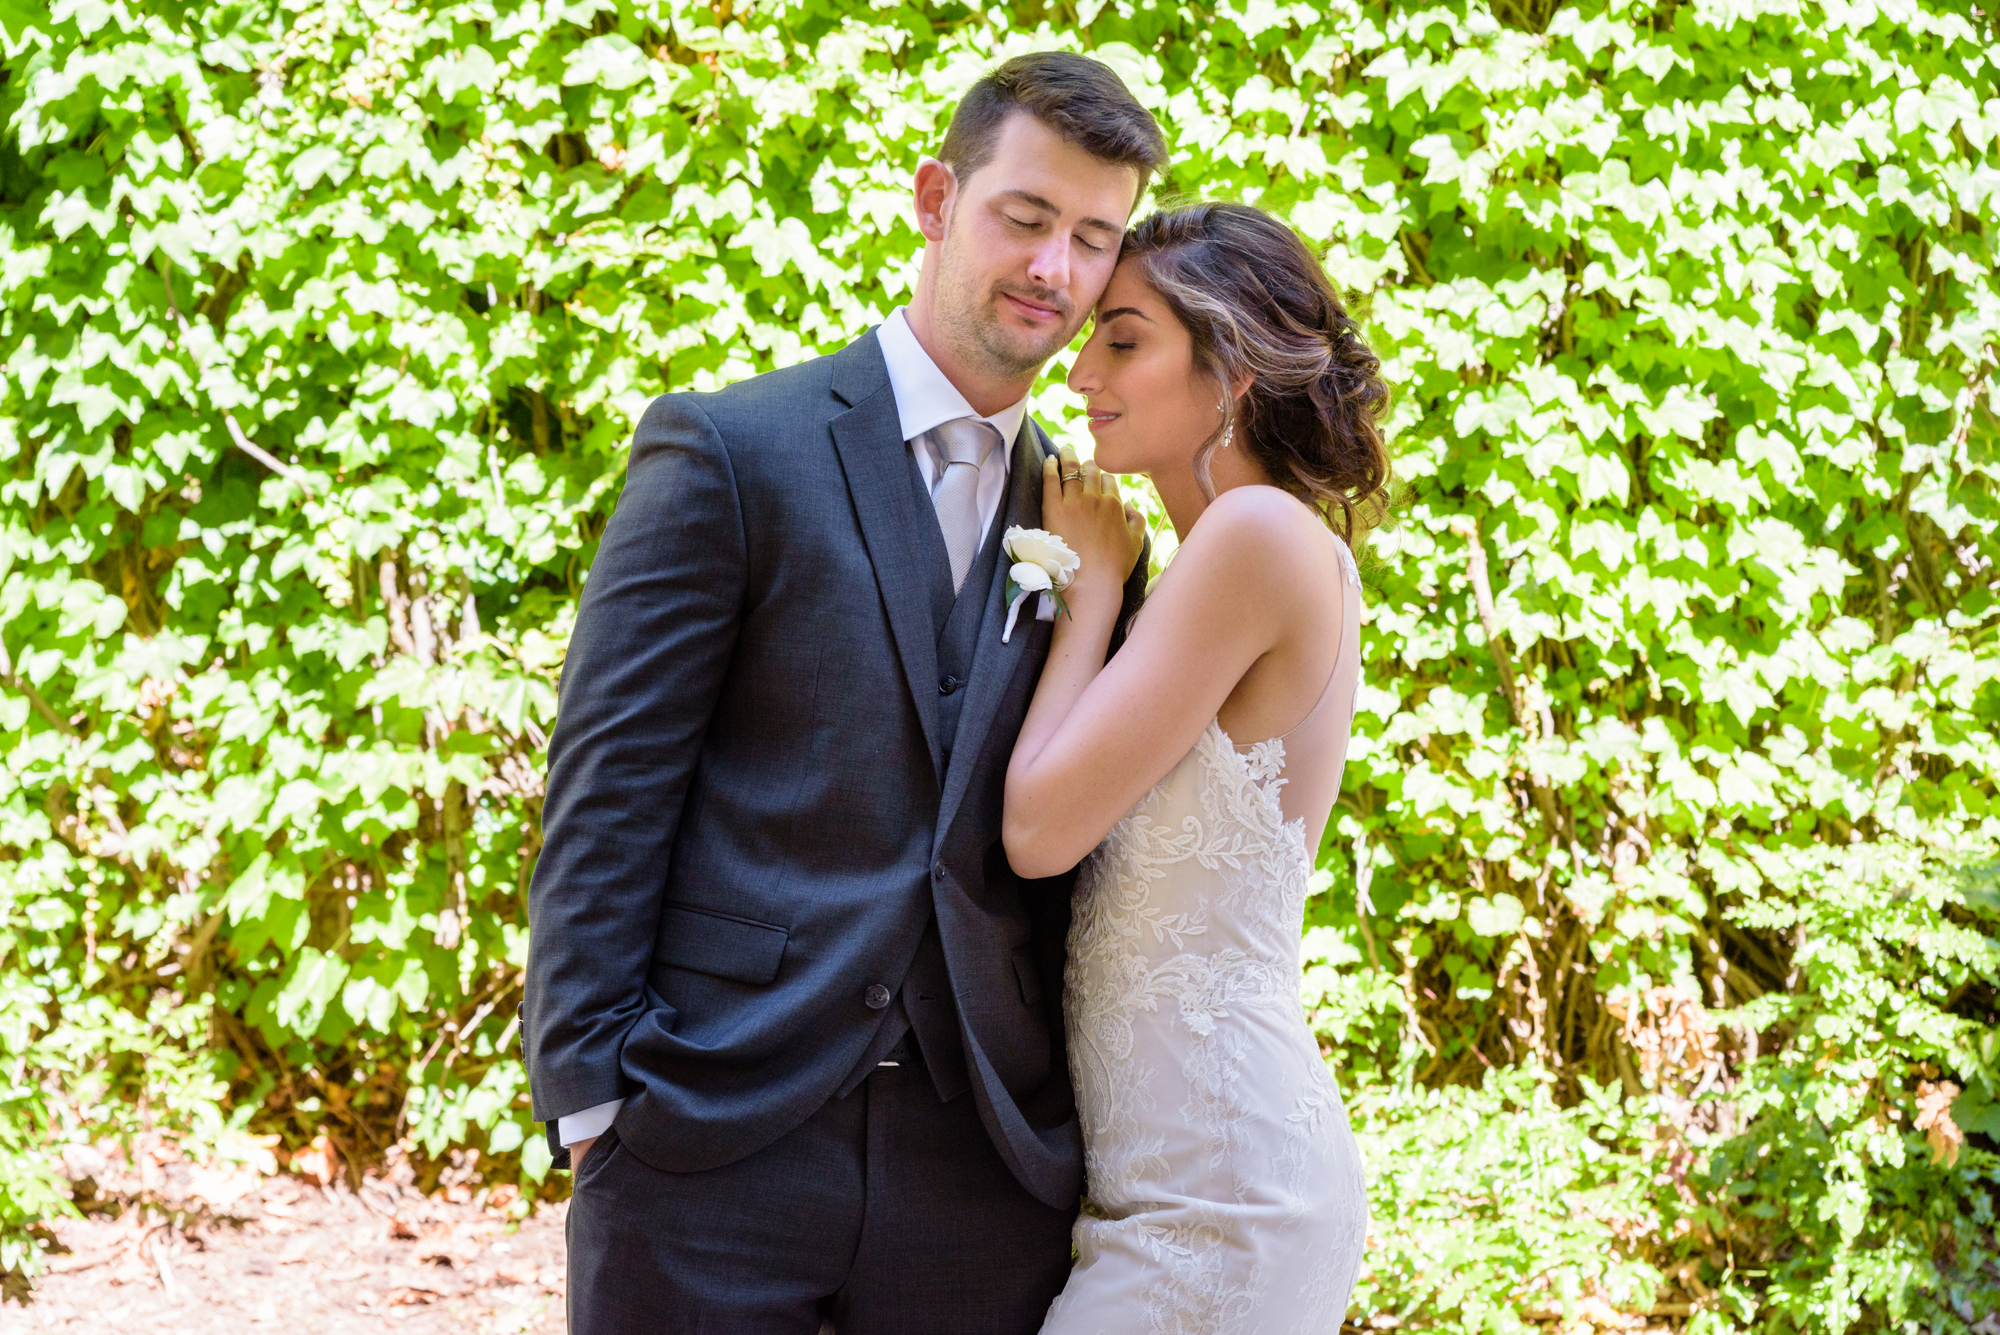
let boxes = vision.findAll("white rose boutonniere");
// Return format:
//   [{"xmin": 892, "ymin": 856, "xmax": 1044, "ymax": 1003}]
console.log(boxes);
[{"xmin": 1001, "ymin": 526, "xmax": 1080, "ymax": 643}]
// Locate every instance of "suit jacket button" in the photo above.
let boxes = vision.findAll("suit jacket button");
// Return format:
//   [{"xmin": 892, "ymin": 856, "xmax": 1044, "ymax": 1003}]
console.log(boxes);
[
  {"xmin": 865, "ymin": 984, "xmax": 892, "ymax": 1009},
  {"xmin": 939, "ymin": 674, "xmax": 962, "ymax": 696}
]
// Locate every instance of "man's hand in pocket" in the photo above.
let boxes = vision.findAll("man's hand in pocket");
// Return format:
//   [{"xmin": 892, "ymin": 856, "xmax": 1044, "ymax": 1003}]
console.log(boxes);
[{"xmin": 570, "ymin": 1135, "xmax": 599, "ymax": 1173}]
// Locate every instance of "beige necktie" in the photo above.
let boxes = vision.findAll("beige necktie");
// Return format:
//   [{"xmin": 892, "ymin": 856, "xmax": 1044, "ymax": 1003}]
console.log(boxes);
[{"xmin": 930, "ymin": 418, "xmax": 1000, "ymax": 593}]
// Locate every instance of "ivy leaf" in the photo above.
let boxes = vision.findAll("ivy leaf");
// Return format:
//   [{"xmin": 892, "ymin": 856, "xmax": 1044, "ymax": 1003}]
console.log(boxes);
[
  {"xmin": 563, "ymin": 34, "xmax": 648, "ymax": 90},
  {"xmin": 273, "ymin": 948, "xmax": 348, "ymax": 1036}
]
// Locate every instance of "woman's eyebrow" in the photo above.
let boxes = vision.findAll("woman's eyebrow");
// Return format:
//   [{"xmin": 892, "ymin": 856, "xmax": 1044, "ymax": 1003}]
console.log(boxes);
[{"xmin": 1097, "ymin": 307, "xmax": 1154, "ymax": 322}]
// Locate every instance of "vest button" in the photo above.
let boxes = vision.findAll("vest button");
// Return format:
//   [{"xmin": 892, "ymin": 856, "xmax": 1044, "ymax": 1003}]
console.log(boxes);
[
  {"xmin": 938, "ymin": 674, "xmax": 962, "ymax": 696},
  {"xmin": 864, "ymin": 984, "xmax": 892, "ymax": 1009}
]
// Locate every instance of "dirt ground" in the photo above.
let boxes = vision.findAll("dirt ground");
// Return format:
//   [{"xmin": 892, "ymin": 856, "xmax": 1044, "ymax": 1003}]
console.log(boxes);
[{"xmin": 8, "ymin": 1146, "xmax": 569, "ymax": 1335}]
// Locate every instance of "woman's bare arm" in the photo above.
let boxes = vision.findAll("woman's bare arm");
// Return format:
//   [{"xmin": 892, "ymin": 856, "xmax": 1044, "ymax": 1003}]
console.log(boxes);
[{"xmin": 1003, "ymin": 484, "xmax": 1320, "ymax": 879}]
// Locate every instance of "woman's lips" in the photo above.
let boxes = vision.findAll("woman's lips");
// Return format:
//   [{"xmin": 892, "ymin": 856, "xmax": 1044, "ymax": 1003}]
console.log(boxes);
[
  {"xmin": 1001, "ymin": 291, "xmax": 1061, "ymax": 321},
  {"xmin": 1086, "ymin": 410, "xmax": 1120, "ymax": 431}
]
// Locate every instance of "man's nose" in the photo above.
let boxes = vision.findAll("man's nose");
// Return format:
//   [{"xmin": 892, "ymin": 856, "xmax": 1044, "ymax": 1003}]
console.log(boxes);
[{"xmin": 1027, "ymin": 234, "xmax": 1071, "ymax": 293}]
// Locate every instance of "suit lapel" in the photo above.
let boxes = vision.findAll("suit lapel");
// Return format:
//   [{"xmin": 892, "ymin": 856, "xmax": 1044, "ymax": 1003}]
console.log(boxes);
[
  {"xmin": 935, "ymin": 418, "xmax": 1049, "ymax": 840},
  {"xmin": 828, "ymin": 334, "xmax": 943, "ymax": 777}
]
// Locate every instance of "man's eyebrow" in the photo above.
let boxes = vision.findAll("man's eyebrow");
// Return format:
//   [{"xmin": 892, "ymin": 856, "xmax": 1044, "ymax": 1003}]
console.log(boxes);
[
  {"xmin": 1097, "ymin": 306, "xmax": 1153, "ymax": 323},
  {"xmin": 997, "ymin": 190, "xmax": 1123, "ymax": 234}
]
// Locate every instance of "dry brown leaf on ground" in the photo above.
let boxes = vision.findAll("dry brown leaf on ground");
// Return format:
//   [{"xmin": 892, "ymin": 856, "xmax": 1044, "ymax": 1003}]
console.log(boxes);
[
  {"xmin": 1916, "ymin": 1079, "xmax": 1964, "ymax": 1166},
  {"xmin": 496, "ymin": 1260, "xmax": 540, "ymax": 1286},
  {"xmin": 389, "ymin": 1212, "xmax": 455, "ymax": 1242},
  {"xmin": 385, "ymin": 1285, "xmax": 446, "ymax": 1305},
  {"xmin": 290, "ymin": 1134, "xmax": 341, "ymax": 1187}
]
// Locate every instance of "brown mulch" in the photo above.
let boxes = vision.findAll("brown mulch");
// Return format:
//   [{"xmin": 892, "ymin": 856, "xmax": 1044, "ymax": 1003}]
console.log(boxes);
[{"xmin": 9, "ymin": 1142, "xmax": 568, "ymax": 1334}]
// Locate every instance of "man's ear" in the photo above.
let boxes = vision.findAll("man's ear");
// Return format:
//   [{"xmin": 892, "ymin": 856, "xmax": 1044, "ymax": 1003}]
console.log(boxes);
[{"xmin": 913, "ymin": 157, "xmax": 958, "ymax": 245}]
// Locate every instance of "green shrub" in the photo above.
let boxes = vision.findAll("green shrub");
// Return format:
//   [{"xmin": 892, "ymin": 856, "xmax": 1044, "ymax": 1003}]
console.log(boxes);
[{"xmin": 1, "ymin": 0, "xmax": 1995, "ymax": 1327}]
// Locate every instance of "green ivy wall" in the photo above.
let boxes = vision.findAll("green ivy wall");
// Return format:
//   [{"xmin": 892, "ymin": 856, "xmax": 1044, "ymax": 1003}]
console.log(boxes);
[{"xmin": 1, "ymin": 0, "xmax": 1997, "ymax": 1328}]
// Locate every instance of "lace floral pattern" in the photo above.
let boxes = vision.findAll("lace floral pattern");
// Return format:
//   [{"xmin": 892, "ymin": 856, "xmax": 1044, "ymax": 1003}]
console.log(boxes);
[{"xmin": 1041, "ymin": 721, "xmax": 1369, "ymax": 1335}]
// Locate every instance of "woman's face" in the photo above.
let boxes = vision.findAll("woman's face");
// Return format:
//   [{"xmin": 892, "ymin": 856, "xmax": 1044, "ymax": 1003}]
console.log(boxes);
[{"xmin": 1067, "ymin": 259, "xmax": 1224, "ymax": 477}]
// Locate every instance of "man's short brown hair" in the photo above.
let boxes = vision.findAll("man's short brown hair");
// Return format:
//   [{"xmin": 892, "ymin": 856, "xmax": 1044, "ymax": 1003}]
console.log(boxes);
[{"xmin": 938, "ymin": 52, "xmax": 1167, "ymax": 192}]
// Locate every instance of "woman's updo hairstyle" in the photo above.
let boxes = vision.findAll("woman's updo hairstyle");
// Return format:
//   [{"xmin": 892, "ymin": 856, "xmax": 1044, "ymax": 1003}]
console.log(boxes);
[{"xmin": 1121, "ymin": 202, "xmax": 1392, "ymax": 541}]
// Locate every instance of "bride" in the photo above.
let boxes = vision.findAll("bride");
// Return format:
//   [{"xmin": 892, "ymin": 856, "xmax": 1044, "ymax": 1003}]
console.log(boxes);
[{"xmin": 1003, "ymin": 201, "xmax": 1392, "ymax": 1333}]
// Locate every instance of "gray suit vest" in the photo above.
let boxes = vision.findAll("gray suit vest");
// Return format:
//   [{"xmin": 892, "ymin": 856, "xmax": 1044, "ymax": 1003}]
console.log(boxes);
[{"xmin": 836, "ymin": 446, "xmax": 1013, "ymax": 1098}]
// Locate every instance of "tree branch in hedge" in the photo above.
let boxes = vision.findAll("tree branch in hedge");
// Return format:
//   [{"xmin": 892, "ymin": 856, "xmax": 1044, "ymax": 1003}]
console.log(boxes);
[
  {"xmin": 1455, "ymin": 520, "xmax": 1563, "ymax": 830},
  {"xmin": 0, "ymin": 644, "xmax": 76, "ymax": 736},
  {"xmin": 379, "ymin": 559, "xmax": 417, "ymax": 658},
  {"xmin": 1457, "ymin": 518, "xmax": 1523, "ymax": 724},
  {"xmin": 223, "ymin": 412, "xmax": 312, "ymax": 494}
]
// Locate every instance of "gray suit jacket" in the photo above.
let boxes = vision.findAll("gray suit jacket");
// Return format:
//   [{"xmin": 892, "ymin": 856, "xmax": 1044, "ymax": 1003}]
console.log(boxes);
[{"xmin": 524, "ymin": 329, "xmax": 1146, "ymax": 1208}]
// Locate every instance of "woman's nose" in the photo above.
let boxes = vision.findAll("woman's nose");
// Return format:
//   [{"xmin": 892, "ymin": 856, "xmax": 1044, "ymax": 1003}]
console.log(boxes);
[{"xmin": 1067, "ymin": 350, "xmax": 1098, "ymax": 393}]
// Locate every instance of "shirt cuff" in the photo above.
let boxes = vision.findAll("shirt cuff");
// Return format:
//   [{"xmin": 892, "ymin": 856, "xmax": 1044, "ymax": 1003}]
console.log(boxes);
[{"xmin": 557, "ymin": 1099, "xmax": 623, "ymax": 1146}]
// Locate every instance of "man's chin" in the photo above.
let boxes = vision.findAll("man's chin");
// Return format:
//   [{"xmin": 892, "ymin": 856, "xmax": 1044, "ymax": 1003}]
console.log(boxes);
[{"xmin": 982, "ymin": 324, "xmax": 1071, "ymax": 376}]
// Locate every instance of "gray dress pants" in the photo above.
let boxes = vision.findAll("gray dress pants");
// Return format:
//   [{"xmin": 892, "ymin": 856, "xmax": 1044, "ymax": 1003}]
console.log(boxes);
[{"xmin": 566, "ymin": 1062, "xmax": 1076, "ymax": 1334}]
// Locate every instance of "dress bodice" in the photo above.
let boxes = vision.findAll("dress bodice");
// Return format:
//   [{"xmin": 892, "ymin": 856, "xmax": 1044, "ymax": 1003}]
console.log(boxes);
[{"xmin": 1069, "ymin": 720, "xmax": 1318, "ymax": 1056}]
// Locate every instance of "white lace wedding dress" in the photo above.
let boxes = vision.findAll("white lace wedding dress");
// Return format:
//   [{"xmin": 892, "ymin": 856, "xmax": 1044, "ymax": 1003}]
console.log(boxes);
[{"xmin": 1041, "ymin": 535, "xmax": 1368, "ymax": 1335}]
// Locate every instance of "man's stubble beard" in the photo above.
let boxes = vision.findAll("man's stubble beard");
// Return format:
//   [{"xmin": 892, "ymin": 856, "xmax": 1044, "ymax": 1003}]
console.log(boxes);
[{"xmin": 933, "ymin": 218, "xmax": 1078, "ymax": 384}]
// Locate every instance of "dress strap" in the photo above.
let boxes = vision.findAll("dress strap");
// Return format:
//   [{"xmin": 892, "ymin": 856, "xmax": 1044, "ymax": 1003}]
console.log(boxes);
[
  {"xmin": 1273, "ymin": 659, "xmax": 1343, "ymax": 745},
  {"xmin": 1234, "ymin": 531, "xmax": 1361, "ymax": 752}
]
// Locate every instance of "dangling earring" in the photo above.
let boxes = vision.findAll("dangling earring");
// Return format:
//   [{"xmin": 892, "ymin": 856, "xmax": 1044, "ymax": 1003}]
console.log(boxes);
[{"xmin": 1217, "ymin": 400, "xmax": 1234, "ymax": 449}]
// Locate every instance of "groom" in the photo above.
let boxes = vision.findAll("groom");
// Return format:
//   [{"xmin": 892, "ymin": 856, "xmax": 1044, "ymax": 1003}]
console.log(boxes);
[{"xmin": 524, "ymin": 53, "xmax": 1164, "ymax": 1335}]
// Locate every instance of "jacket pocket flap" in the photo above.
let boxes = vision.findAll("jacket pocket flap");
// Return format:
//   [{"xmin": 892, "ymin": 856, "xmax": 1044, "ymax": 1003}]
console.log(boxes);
[{"xmin": 658, "ymin": 903, "xmax": 788, "ymax": 985}]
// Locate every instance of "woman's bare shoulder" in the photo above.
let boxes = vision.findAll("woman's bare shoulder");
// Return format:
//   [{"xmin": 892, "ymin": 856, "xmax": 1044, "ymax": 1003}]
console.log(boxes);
[
  {"xmin": 1176, "ymin": 485, "xmax": 1334, "ymax": 577},
  {"xmin": 1134, "ymin": 488, "xmax": 1334, "ymax": 649}
]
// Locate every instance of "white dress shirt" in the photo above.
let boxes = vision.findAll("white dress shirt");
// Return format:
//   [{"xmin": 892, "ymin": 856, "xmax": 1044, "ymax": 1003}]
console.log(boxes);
[
  {"xmin": 555, "ymin": 309, "xmax": 1029, "ymax": 1152},
  {"xmin": 878, "ymin": 305, "xmax": 1023, "ymax": 537}
]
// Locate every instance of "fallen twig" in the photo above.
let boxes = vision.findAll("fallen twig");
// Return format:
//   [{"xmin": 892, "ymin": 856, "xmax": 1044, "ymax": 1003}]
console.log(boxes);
[
  {"xmin": 44, "ymin": 1247, "xmax": 118, "ymax": 1276},
  {"xmin": 146, "ymin": 1227, "xmax": 181, "ymax": 1303}
]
